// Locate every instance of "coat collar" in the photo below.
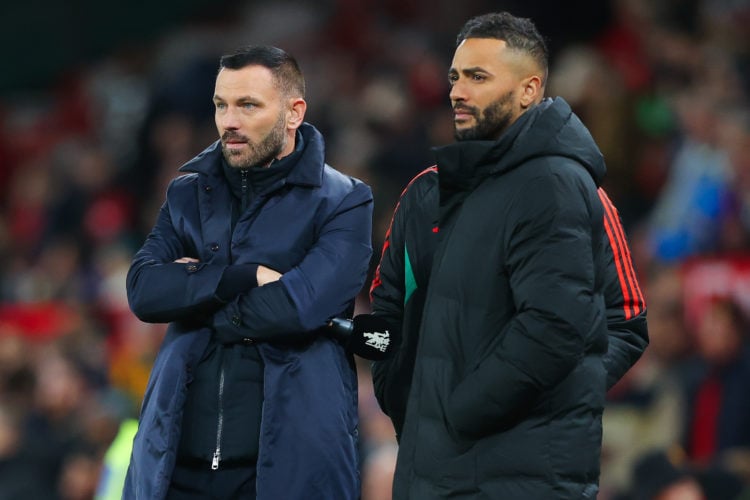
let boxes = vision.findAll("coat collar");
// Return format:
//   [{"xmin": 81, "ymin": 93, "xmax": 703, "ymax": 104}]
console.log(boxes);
[{"xmin": 178, "ymin": 122, "xmax": 327, "ymax": 188}]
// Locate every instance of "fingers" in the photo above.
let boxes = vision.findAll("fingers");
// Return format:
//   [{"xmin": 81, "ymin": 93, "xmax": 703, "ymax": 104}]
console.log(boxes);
[
  {"xmin": 257, "ymin": 265, "xmax": 282, "ymax": 286},
  {"xmin": 174, "ymin": 257, "xmax": 200, "ymax": 263}
]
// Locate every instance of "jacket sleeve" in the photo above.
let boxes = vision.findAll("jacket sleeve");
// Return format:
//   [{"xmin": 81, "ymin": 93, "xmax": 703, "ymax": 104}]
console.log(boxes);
[
  {"xmin": 446, "ymin": 172, "xmax": 606, "ymax": 438},
  {"xmin": 598, "ymin": 188, "xmax": 649, "ymax": 390},
  {"xmin": 126, "ymin": 197, "xmax": 227, "ymax": 324},
  {"xmin": 369, "ymin": 180, "xmax": 410, "ymax": 432},
  {"xmin": 211, "ymin": 182, "xmax": 373, "ymax": 339}
]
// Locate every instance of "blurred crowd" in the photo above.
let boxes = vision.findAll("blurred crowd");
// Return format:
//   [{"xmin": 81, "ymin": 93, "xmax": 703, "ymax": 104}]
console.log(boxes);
[{"xmin": 0, "ymin": 0, "xmax": 749, "ymax": 498}]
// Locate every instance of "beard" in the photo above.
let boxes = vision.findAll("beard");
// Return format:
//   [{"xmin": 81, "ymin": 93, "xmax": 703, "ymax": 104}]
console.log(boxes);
[
  {"xmin": 221, "ymin": 112, "xmax": 287, "ymax": 168},
  {"xmin": 454, "ymin": 90, "xmax": 515, "ymax": 141}
]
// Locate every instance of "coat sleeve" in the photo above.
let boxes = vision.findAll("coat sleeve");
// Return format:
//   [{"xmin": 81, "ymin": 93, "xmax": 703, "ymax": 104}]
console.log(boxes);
[
  {"xmin": 126, "ymin": 196, "xmax": 227, "ymax": 324},
  {"xmin": 211, "ymin": 181, "xmax": 373, "ymax": 339},
  {"xmin": 598, "ymin": 188, "xmax": 648, "ymax": 390},
  {"xmin": 369, "ymin": 178, "xmax": 410, "ymax": 432},
  {"xmin": 446, "ymin": 171, "xmax": 606, "ymax": 438}
]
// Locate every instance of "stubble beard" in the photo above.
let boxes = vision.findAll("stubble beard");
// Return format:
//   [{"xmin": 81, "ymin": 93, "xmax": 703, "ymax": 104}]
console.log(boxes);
[
  {"xmin": 222, "ymin": 113, "xmax": 287, "ymax": 169},
  {"xmin": 454, "ymin": 90, "xmax": 515, "ymax": 142}
]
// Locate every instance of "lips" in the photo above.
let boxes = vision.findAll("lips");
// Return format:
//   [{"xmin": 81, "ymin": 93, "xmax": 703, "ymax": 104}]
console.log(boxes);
[
  {"xmin": 222, "ymin": 132, "xmax": 248, "ymax": 150},
  {"xmin": 224, "ymin": 141, "xmax": 246, "ymax": 150},
  {"xmin": 453, "ymin": 107, "xmax": 475, "ymax": 122}
]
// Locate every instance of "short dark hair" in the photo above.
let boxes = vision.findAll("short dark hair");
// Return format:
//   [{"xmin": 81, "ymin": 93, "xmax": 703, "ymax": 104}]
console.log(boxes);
[
  {"xmin": 456, "ymin": 12, "xmax": 548, "ymax": 79},
  {"xmin": 219, "ymin": 45, "xmax": 305, "ymax": 98}
]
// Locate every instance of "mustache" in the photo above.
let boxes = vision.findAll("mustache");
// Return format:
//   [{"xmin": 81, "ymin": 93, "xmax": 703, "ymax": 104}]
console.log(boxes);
[
  {"xmin": 221, "ymin": 131, "xmax": 249, "ymax": 142},
  {"xmin": 453, "ymin": 105, "xmax": 477, "ymax": 116}
]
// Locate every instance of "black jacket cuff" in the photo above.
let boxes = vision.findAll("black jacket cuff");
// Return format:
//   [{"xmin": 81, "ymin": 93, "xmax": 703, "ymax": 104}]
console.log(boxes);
[{"xmin": 215, "ymin": 264, "xmax": 259, "ymax": 302}]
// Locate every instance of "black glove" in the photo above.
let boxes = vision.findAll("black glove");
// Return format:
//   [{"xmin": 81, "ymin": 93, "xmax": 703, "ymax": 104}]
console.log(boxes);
[{"xmin": 328, "ymin": 314, "xmax": 397, "ymax": 360}]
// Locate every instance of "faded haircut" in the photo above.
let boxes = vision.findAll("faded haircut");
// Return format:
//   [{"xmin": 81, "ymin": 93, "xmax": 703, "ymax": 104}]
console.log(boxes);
[
  {"xmin": 219, "ymin": 45, "xmax": 305, "ymax": 98},
  {"xmin": 457, "ymin": 12, "xmax": 548, "ymax": 84}
]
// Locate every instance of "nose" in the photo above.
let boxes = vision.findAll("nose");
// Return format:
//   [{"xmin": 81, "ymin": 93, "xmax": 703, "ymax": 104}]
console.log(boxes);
[
  {"xmin": 216, "ymin": 105, "xmax": 241, "ymax": 131},
  {"xmin": 449, "ymin": 79, "xmax": 466, "ymax": 104}
]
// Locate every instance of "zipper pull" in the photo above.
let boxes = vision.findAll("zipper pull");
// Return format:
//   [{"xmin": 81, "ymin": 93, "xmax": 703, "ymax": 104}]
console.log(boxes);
[{"xmin": 211, "ymin": 450, "xmax": 220, "ymax": 470}]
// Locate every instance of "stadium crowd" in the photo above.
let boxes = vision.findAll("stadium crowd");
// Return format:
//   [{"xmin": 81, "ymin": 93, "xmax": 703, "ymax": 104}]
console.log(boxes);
[{"xmin": 0, "ymin": 0, "xmax": 749, "ymax": 498}]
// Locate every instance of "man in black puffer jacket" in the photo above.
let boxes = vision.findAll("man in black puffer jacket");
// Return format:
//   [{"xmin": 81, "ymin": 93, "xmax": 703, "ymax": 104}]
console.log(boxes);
[{"xmin": 371, "ymin": 12, "xmax": 648, "ymax": 499}]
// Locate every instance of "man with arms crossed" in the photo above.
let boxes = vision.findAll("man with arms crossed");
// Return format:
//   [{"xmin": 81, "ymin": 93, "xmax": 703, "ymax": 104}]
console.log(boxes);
[{"xmin": 124, "ymin": 45, "xmax": 372, "ymax": 499}]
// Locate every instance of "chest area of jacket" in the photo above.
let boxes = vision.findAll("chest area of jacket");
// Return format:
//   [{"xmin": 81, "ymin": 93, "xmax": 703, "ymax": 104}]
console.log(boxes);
[
  {"xmin": 173, "ymin": 184, "xmax": 322, "ymax": 270},
  {"xmin": 437, "ymin": 176, "xmax": 516, "ymax": 267},
  {"xmin": 415, "ymin": 184, "xmax": 519, "ymax": 361}
]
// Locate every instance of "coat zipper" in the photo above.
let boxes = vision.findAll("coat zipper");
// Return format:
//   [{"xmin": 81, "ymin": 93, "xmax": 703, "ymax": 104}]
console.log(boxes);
[
  {"xmin": 212, "ymin": 169, "xmax": 246, "ymax": 471},
  {"xmin": 241, "ymin": 169, "xmax": 249, "ymax": 213},
  {"xmin": 211, "ymin": 351, "xmax": 226, "ymax": 470}
]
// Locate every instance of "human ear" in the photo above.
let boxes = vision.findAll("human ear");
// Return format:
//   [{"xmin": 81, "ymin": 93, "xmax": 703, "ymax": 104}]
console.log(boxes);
[
  {"xmin": 287, "ymin": 98, "xmax": 307, "ymax": 130},
  {"xmin": 519, "ymin": 75, "xmax": 543, "ymax": 109}
]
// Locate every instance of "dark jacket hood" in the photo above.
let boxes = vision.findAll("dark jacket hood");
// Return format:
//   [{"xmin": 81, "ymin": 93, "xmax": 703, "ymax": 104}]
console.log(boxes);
[
  {"xmin": 178, "ymin": 122, "xmax": 326, "ymax": 188},
  {"xmin": 433, "ymin": 97, "xmax": 606, "ymax": 190}
]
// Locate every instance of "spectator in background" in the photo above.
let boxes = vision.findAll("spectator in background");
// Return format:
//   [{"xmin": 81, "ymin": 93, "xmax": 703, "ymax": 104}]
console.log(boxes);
[
  {"xmin": 600, "ymin": 265, "xmax": 689, "ymax": 497},
  {"xmin": 0, "ymin": 401, "xmax": 56, "ymax": 500},
  {"xmin": 124, "ymin": 45, "xmax": 373, "ymax": 499},
  {"xmin": 647, "ymin": 90, "xmax": 734, "ymax": 262},
  {"xmin": 683, "ymin": 297, "xmax": 750, "ymax": 467},
  {"xmin": 94, "ymin": 418, "xmax": 138, "ymax": 500},
  {"xmin": 0, "ymin": 0, "xmax": 749, "ymax": 498},
  {"xmin": 627, "ymin": 449, "xmax": 705, "ymax": 500},
  {"xmin": 625, "ymin": 446, "xmax": 748, "ymax": 500}
]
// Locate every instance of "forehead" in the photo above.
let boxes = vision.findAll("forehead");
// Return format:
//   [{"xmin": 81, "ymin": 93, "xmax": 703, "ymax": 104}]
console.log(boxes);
[
  {"xmin": 214, "ymin": 65, "xmax": 280, "ymax": 99},
  {"xmin": 451, "ymin": 38, "xmax": 510, "ymax": 70}
]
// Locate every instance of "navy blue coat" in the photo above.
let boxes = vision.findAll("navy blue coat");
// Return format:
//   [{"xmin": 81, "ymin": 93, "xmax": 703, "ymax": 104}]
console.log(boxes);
[{"xmin": 123, "ymin": 123, "xmax": 373, "ymax": 499}]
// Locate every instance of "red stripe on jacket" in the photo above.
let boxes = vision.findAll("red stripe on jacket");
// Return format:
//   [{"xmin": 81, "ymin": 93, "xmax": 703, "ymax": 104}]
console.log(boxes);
[{"xmin": 598, "ymin": 188, "xmax": 645, "ymax": 319}]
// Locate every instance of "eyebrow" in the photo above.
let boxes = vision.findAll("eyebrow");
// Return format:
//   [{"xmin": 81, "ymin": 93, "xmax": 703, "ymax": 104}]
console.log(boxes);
[
  {"xmin": 449, "ymin": 66, "xmax": 490, "ymax": 75},
  {"xmin": 213, "ymin": 94, "xmax": 260, "ymax": 104}
]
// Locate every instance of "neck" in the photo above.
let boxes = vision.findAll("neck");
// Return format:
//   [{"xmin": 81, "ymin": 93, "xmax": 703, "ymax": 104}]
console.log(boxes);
[{"xmin": 274, "ymin": 130, "xmax": 297, "ymax": 163}]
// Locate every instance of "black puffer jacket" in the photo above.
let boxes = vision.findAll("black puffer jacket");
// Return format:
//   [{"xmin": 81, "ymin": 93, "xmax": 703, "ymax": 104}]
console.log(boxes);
[
  {"xmin": 371, "ymin": 175, "xmax": 648, "ymax": 442},
  {"xmin": 387, "ymin": 98, "xmax": 615, "ymax": 499}
]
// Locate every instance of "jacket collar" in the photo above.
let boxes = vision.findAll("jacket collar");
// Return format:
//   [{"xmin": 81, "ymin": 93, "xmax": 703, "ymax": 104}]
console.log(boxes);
[
  {"xmin": 433, "ymin": 97, "xmax": 606, "ymax": 191},
  {"xmin": 433, "ymin": 103, "xmax": 536, "ymax": 192},
  {"xmin": 178, "ymin": 122, "xmax": 326, "ymax": 188}
]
